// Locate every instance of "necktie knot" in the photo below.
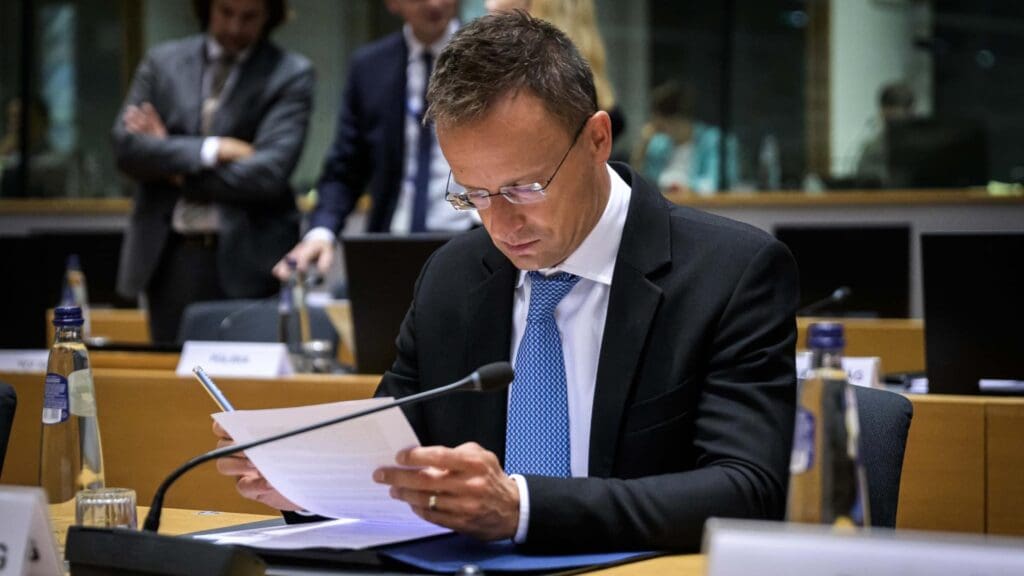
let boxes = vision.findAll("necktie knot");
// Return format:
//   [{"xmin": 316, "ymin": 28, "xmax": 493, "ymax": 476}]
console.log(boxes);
[{"xmin": 526, "ymin": 272, "xmax": 580, "ymax": 320}]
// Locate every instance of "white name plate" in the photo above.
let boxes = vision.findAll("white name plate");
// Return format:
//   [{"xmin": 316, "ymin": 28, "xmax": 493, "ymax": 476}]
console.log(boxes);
[
  {"xmin": 796, "ymin": 353, "xmax": 881, "ymax": 388},
  {"xmin": 705, "ymin": 518, "xmax": 1024, "ymax": 576},
  {"xmin": 0, "ymin": 486, "xmax": 62, "ymax": 576},
  {"xmin": 0, "ymin": 350, "xmax": 49, "ymax": 374},
  {"xmin": 176, "ymin": 341, "xmax": 294, "ymax": 379}
]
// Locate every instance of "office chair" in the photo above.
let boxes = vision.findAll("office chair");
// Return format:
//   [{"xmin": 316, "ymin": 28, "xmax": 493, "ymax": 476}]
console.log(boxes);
[
  {"xmin": 177, "ymin": 299, "xmax": 338, "ymax": 351},
  {"xmin": 0, "ymin": 381, "xmax": 16, "ymax": 478},
  {"xmin": 855, "ymin": 386, "xmax": 914, "ymax": 528}
]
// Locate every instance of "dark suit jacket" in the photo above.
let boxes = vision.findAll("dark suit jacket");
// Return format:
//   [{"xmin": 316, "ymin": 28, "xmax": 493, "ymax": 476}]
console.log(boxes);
[
  {"xmin": 377, "ymin": 162, "xmax": 799, "ymax": 552},
  {"xmin": 309, "ymin": 32, "xmax": 408, "ymax": 234},
  {"xmin": 112, "ymin": 35, "xmax": 313, "ymax": 299}
]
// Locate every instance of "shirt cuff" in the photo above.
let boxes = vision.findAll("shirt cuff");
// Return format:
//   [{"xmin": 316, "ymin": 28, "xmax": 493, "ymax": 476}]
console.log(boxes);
[
  {"xmin": 304, "ymin": 226, "xmax": 337, "ymax": 244},
  {"xmin": 510, "ymin": 474, "xmax": 530, "ymax": 544},
  {"xmin": 200, "ymin": 137, "xmax": 221, "ymax": 168}
]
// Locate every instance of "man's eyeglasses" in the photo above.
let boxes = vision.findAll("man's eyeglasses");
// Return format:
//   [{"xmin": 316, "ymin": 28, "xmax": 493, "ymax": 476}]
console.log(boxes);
[{"xmin": 444, "ymin": 117, "xmax": 590, "ymax": 211}]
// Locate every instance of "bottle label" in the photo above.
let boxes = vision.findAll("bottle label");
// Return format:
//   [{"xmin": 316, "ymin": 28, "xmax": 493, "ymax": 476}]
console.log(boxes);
[
  {"xmin": 68, "ymin": 369, "xmax": 97, "ymax": 417},
  {"xmin": 790, "ymin": 406, "xmax": 815, "ymax": 474},
  {"xmin": 42, "ymin": 373, "xmax": 69, "ymax": 424}
]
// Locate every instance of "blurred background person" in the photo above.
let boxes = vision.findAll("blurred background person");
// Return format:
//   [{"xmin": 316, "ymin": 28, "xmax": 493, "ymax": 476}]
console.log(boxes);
[
  {"xmin": 632, "ymin": 81, "xmax": 739, "ymax": 195},
  {"xmin": 112, "ymin": 0, "xmax": 314, "ymax": 345},
  {"xmin": 855, "ymin": 82, "xmax": 916, "ymax": 187},
  {"xmin": 487, "ymin": 0, "xmax": 625, "ymax": 146},
  {"xmin": 275, "ymin": 0, "xmax": 473, "ymax": 281}
]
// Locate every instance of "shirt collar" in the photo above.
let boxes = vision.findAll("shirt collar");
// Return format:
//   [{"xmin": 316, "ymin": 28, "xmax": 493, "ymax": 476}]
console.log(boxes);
[
  {"xmin": 205, "ymin": 36, "xmax": 254, "ymax": 64},
  {"xmin": 403, "ymin": 20, "xmax": 458, "ymax": 62},
  {"xmin": 516, "ymin": 163, "xmax": 632, "ymax": 288}
]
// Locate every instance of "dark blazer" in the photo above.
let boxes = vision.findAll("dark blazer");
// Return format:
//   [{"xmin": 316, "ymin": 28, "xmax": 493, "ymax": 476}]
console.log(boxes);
[
  {"xmin": 378, "ymin": 163, "xmax": 799, "ymax": 552},
  {"xmin": 309, "ymin": 32, "xmax": 408, "ymax": 234},
  {"xmin": 113, "ymin": 35, "xmax": 313, "ymax": 299}
]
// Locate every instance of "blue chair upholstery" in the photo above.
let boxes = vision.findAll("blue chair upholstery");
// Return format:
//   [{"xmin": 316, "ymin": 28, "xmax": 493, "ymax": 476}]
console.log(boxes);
[
  {"xmin": 855, "ymin": 386, "xmax": 914, "ymax": 528},
  {"xmin": 0, "ymin": 381, "xmax": 16, "ymax": 478}
]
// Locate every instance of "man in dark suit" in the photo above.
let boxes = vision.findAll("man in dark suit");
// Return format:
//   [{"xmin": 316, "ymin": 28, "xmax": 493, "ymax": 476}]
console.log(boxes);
[
  {"xmin": 273, "ymin": 0, "xmax": 475, "ymax": 280},
  {"xmin": 217, "ymin": 11, "xmax": 797, "ymax": 552},
  {"xmin": 113, "ymin": 0, "xmax": 313, "ymax": 344}
]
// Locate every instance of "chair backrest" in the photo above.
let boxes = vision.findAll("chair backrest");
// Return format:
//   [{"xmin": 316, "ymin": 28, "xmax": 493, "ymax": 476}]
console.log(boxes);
[
  {"xmin": 0, "ymin": 381, "xmax": 17, "ymax": 478},
  {"xmin": 177, "ymin": 299, "xmax": 337, "ymax": 350},
  {"xmin": 855, "ymin": 386, "xmax": 914, "ymax": 528}
]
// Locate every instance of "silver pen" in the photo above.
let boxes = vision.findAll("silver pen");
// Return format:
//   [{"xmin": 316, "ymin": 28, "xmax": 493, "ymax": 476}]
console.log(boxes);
[{"xmin": 192, "ymin": 366, "xmax": 235, "ymax": 412}]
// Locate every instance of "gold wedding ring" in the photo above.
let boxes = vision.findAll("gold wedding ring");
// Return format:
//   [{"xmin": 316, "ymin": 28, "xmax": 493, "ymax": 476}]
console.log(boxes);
[{"xmin": 428, "ymin": 493, "xmax": 438, "ymax": 512}]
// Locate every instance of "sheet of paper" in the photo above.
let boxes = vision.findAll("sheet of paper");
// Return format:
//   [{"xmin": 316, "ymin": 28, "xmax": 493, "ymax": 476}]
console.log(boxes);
[
  {"xmin": 211, "ymin": 398, "xmax": 436, "ymax": 525},
  {"xmin": 194, "ymin": 517, "xmax": 449, "ymax": 550}
]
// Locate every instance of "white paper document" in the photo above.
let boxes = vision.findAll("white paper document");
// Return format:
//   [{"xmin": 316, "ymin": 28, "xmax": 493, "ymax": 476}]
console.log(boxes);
[{"xmin": 209, "ymin": 398, "xmax": 450, "ymax": 548}]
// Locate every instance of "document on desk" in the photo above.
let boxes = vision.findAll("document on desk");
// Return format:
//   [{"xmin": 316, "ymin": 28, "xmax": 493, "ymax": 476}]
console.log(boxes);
[{"xmin": 208, "ymin": 398, "xmax": 450, "ymax": 549}]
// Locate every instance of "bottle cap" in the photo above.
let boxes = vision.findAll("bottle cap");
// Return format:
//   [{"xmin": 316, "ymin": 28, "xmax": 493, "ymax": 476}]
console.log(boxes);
[
  {"xmin": 66, "ymin": 253, "xmax": 82, "ymax": 271},
  {"xmin": 53, "ymin": 306, "xmax": 85, "ymax": 327},
  {"xmin": 808, "ymin": 322, "xmax": 844, "ymax": 350}
]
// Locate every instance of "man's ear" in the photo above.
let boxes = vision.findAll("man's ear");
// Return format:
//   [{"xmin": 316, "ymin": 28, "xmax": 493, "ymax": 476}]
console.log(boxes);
[{"xmin": 586, "ymin": 110, "xmax": 613, "ymax": 164}]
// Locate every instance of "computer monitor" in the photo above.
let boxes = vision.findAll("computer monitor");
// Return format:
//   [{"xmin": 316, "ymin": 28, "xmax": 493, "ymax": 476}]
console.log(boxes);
[
  {"xmin": 342, "ymin": 233, "xmax": 453, "ymax": 374},
  {"xmin": 887, "ymin": 118, "xmax": 988, "ymax": 188},
  {"xmin": 774, "ymin": 225, "xmax": 911, "ymax": 318},
  {"xmin": 922, "ymin": 233, "xmax": 1024, "ymax": 395}
]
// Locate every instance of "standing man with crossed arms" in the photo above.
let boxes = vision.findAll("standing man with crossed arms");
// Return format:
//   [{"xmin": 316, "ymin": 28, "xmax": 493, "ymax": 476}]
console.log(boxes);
[
  {"xmin": 114, "ymin": 0, "xmax": 313, "ymax": 343},
  {"xmin": 274, "ymin": 0, "xmax": 475, "ymax": 280},
  {"xmin": 220, "ymin": 11, "xmax": 799, "ymax": 552}
]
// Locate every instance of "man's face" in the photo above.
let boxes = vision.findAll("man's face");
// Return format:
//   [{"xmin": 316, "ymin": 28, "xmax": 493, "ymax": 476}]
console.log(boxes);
[
  {"xmin": 209, "ymin": 0, "xmax": 268, "ymax": 56},
  {"xmin": 387, "ymin": 0, "xmax": 456, "ymax": 45},
  {"xmin": 438, "ymin": 92, "xmax": 610, "ymax": 271}
]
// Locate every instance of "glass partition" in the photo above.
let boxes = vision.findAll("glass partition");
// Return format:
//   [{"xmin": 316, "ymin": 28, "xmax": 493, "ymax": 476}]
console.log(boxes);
[{"xmin": 1, "ymin": 0, "xmax": 1021, "ymax": 199}]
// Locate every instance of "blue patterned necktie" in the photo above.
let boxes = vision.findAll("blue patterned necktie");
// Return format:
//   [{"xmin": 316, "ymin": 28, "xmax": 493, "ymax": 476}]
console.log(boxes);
[
  {"xmin": 410, "ymin": 51, "xmax": 433, "ymax": 233},
  {"xmin": 505, "ymin": 271, "xmax": 581, "ymax": 477}
]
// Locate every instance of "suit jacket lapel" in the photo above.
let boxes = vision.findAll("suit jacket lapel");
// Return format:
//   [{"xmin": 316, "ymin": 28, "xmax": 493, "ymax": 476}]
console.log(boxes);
[
  {"xmin": 184, "ymin": 38, "xmax": 205, "ymax": 135},
  {"xmin": 464, "ymin": 241, "xmax": 517, "ymax": 462},
  {"xmin": 589, "ymin": 164, "xmax": 672, "ymax": 477},
  {"xmin": 213, "ymin": 41, "xmax": 271, "ymax": 136}
]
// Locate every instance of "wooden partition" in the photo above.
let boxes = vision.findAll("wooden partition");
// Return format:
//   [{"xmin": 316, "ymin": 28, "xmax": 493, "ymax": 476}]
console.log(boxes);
[
  {"xmin": 5, "ymin": 368, "xmax": 1022, "ymax": 533},
  {"xmin": 797, "ymin": 317, "xmax": 925, "ymax": 373},
  {"xmin": 2, "ymin": 369, "xmax": 379, "ymax": 514}
]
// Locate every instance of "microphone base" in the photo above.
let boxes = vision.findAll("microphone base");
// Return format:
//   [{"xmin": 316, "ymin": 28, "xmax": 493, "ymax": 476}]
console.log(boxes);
[{"xmin": 66, "ymin": 526, "xmax": 266, "ymax": 576}]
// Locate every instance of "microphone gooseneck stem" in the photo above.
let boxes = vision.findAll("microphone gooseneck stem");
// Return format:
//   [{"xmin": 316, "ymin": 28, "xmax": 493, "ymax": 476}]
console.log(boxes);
[{"xmin": 142, "ymin": 373, "xmax": 477, "ymax": 533}]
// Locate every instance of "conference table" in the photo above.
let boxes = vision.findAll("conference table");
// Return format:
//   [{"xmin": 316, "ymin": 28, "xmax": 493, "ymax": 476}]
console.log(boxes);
[{"xmin": 47, "ymin": 502, "xmax": 706, "ymax": 575}]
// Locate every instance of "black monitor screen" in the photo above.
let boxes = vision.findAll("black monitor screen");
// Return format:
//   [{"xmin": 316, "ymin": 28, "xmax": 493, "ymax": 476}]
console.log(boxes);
[
  {"xmin": 887, "ymin": 118, "xmax": 988, "ymax": 188},
  {"xmin": 775, "ymin": 225, "xmax": 911, "ymax": 318},
  {"xmin": 342, "ymin": 233, "xmax": 453, "ymax": 374},
  {"xmin": 922, "ymin": 233, "xmax": 1024, "ymax": 395}
]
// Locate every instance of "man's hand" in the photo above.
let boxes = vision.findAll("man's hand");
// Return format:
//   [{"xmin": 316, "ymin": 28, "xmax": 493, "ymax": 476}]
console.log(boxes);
[
  {"xmin": 273, "ymin": 237, "xmax": 335, "ymax": 280},
  {"xmin": 123, "ymin": 102, "xmax": 168, "ymax": 138},
  {"xmin": 212, "ymin": 420, "xmax": 301, "ymax": 511},
  {"xmin": 373, "ymin": 442, "xmax": 520, "ymax": 541},
  {"xmin": 217, "ymin": 137, "xmax": 255, "ymax": 164}
]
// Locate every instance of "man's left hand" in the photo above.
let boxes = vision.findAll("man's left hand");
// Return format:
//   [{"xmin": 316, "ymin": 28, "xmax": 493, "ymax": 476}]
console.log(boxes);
[
  {"xmin": 123, "ymin": 102, "xmax": 168, "ymax": 138},
  {"xmin": 374, "ymin": 442, "xmax": 520, "ymax": 541}
]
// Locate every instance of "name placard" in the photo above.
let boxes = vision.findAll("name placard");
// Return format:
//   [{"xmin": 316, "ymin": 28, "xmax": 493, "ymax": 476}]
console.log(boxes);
[
  {"xmin": 0, "ymin": 350, "xmax": 49, "ymax": 374},
  {"xmin": 0, "ymin": 486, "xmax": 62, "ymax": 576},
  {"xmin": 796, "ymin": 353, "xmax": 881, "ymax": 388},
  {"xmin": 705, "ymin": 518, "xmax": 1024, "ymax": 576},
  {"xmin": 176, "ymin": 341, "xmax": 294, "ymax": 379}
]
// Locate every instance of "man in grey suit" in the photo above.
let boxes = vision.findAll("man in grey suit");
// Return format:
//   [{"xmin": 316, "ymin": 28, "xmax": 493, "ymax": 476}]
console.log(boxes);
[{"xmin": 113, "ymin": 0, "xmax": 313, "ymax": 344}]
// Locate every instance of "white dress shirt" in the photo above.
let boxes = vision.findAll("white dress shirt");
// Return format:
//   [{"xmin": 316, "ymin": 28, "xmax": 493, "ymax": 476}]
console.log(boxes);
[
  {"xmin": 173, "ymin": 37, "xmax": 251, "ymax": 234},
  {"xmin": 509, "ymin": 164, "xmax": 632, "ymax": 542}
]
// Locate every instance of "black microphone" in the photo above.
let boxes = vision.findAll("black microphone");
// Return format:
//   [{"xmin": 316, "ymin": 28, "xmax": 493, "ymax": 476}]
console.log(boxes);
[
  {"xmin": 797, "ymin": 286, "xmax": 852, "ymax": 316},
  {"xmin": 65, "ymin": 362, "xmax": 514, "ymax": 576}
]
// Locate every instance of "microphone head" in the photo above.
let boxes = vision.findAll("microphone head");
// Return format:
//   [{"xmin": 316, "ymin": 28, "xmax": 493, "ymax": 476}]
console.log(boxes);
[
  {"xmin": 832, "ymin": 286, "xmax": 852, "ymax": 301},
  {"xmin": 468, "ymin": 362, "xmax": 514, "ymax": 392}
]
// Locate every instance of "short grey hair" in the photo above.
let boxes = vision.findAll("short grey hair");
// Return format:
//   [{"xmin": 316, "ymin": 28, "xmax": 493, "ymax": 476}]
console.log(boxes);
[{"xmin": 426, "ymin": 10, "xmax": 598, "ymax": 135}]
